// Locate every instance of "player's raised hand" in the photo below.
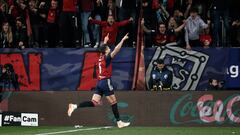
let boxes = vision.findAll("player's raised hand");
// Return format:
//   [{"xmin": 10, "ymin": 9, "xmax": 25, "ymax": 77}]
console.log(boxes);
[
  {"xmin": 104, "ymin": 33, "xmax": 110, "ymax": 44},
  {"xmin": 122, "ymin": 33, "xmax": 129, "ymax": 41}
]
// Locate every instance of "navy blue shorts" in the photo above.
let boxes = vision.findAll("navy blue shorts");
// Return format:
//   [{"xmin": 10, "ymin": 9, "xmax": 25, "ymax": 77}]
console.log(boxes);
[{"xmin": 95, "ymin": 79, "xmax": 114, "ymax": 96}]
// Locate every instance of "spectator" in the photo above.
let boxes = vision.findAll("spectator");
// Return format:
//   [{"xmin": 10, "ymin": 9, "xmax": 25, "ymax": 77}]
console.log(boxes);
[
  {"xmin": 200, "ymin": 28, "xmax": 212, "ymax": 48},
  {"xmin": 0, "ymin": 21, "xmax": 13, "ymax": 48},
  {"xmin": 15, "ymin": 17, "xmax": 28, "ymax": 49},
  {"xmin": 28, "ymin": 0, "xmax": 47, "ymax": 47},
  {"xmin": 142, "ymin": 0, "xmax": 157, "ymax": 48},
  {"xmin": 183, "ymin": 0, "xmax": 193, "ymax": 19},
  {"xmin": 194, "ymin": 0, "xmax": 211, "ymax": 21},
  {"xmin": 207, "ymin": 78, "xmax": 219, "ymax": 90},
  {"xmin": 231, "ymin": 20, "xmax": 240, "ymax": 47},
  {"xmin": 142, "ymin": 18, "xmax": 185, "ymax": 47},
  {"xmin": 79, "ymin": 0, "xmax": 94, "ymax": 47},
  {"xmin": 6, "ymin": 0, "xmax": 19, "ymax": 19},
  {"xmin": 167, "ymin": 17, "xmax": 185, "ymax": 44},
  {"xmin": 59, "ymin": 0, "xmax": 80, "ymax": 47},
  {"xmin": 116, "ymin": 0, "xmax": 139, "ymax": 47},
  {"xmin": 211, "ymin": 0, "xmax": 230, "ymax": 47},
  {"xmin": 154, "ymin": 23, "xmax": 168, "ymax": 46},
  {"xmin": 173, "ymin": 9, "xmax": 184, "ymax": 26},
  {"xmin": 89, "ymin": 0, "xmax": 109, "ymax": 48},
  {"xmin": 149, "ymin": 59, "xmax": 172, "ymax": 91},
  {"xmin": 153, "ymin": 0, "xmax": 169, "ymax": 24},
  {"xmin": 91, "ymin": 0, "xmax": 109, "ymax": 21},
  {"xmin": 142, "ymin": 20, "xmax": 168, "ymax": 47},
  {"xmin": 184, "ymin": 8, "xmax": 209, "ymax": 50},
  {"xmin": 45, "ymin": 0, "xmax": 59, "ymax": 47},
  {"xmin": 89, "ymin": 15, "xmax": 132, "ymax": 46},
  {"xmin": 0, "ymin": 2, "xmax": 15, "ymax": 30}
]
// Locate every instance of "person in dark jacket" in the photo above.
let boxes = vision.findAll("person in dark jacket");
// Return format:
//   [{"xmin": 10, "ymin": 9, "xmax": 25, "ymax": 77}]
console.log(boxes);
[
  {"xmin": 149, "ymin": 59, "xmax": 173, "ymax": 91},
  {"xmin": 0, "ymin": 64, "xmax": 19, "ymax": 91}
]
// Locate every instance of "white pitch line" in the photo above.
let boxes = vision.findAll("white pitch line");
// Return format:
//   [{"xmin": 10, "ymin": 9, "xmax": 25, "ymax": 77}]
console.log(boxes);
[{"xmin": 35, "ymin": 126, "xmax": 113, "ymax": 135}]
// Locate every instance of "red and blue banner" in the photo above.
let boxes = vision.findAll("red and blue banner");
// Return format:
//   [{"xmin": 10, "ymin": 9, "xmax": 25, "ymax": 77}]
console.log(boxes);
[
  {"xmin": 0, "ymin": 48, "xmax": 135, "ymax": 91},
  {"xmin": 0, "ymin": 46, "xmax": 240, "ymax": 91}
]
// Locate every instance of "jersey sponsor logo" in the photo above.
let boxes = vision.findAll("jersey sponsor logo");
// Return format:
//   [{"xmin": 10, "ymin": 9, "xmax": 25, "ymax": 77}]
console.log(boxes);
[{"xmin": 146, "ymin": 45, "xmax": 209, "ymax": 90}]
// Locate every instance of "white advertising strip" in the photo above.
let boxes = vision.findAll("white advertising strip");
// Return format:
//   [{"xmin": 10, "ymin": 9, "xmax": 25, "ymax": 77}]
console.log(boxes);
[{"xmin": 21, "ymin": 113, "xmax": 38, "ymax": 126}]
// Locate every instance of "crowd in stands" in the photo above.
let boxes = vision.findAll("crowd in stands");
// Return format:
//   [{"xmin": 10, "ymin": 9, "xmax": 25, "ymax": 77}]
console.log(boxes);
[{"xmin": 0, "ymin": 0, "xmax": 239, "ymax": 49}]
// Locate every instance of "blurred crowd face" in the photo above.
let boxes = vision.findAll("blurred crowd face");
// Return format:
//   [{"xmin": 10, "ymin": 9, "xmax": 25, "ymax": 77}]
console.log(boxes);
[
  {"xmin": 29, "ymin": 0, "xmax": 36, "ymax": 10},
  {"xmin": 0, "ymin": 4, "xmax": 7, "ymax": 12},
  {"xmin": 159, "ymin": 24, "xmax": 166, "ymax": 34},
  {"xmin": 51, "ymin": 0, "xmax": 58, "ymax": 9},
  {"xmin": 174, "ymin": 10, "xmax": 180, "ymax": 17},
  {"xmin": 107, "ymin": 16, "xmax": 115, "ymax": 25},
  {"xmin": 2, "ymin": 22, "xmax": 9, "ymax": 33},
  {"xmin": 142, "ymin": 2, "xmax": 148, "ymax": 7},
  {"xmin": 16, "ymin": 20, "xmax": 22, "ymax": 28},
  {"xmin": 169, "ymin": 17, "xmax": 177, "ymax": 28},
  {"xmin": 203, "ymin": 40, "xmax": 210, "ymax": 47},
  {"xmin": 190, "ymin": 11, "xmax": 198, "ymax": 19}
]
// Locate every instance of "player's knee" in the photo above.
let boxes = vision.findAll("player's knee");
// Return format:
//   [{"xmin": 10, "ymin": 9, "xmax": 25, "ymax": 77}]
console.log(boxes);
[
  {"xmin": 110, "ymin": 100, "xmax": 117, "ymax": 105},
  {"xmin": 91, "ymin": 100, "xmax": 102, "ymax": 106}
]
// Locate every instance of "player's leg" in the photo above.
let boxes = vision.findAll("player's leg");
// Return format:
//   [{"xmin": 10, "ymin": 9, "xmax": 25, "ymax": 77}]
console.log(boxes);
[
  {"xmin": 67, "ymin": 94, "xmax": 102, "ymax": 117},
  {"xmin": 106, "ymin": 94, "xmax": 130, "ymax": 128},
  {"xmin": 68, "ymin": 81, "xmax": 104, "ymax": 117}
]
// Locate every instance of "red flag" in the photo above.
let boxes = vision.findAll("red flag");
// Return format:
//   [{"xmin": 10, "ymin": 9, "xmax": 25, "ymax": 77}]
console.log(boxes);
[{"xmin": 132, "ymin": 9, "xmax": 146, "ymax": 91}]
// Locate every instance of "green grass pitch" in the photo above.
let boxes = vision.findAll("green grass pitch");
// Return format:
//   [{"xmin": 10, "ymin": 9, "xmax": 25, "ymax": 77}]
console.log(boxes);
[{"xmin": 0, "ymin": 127, "xmax": 240, "ymax": 135}]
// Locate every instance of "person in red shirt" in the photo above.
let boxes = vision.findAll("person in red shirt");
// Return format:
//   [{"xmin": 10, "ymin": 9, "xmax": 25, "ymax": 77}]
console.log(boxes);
[
  {"xmin": 154, "ymin": 23, "xmax": 168, "ymax": 46},
  {"xmin": 89, "ymin": 15, "xmax": 133, "ymax": 46},
  {"xmin": 200, "ymin": 28, "xmax": 212, "ymax": 48},
  {"xmin": 67, "ymin": 33, "xmax": 131, "ymax": 128}
]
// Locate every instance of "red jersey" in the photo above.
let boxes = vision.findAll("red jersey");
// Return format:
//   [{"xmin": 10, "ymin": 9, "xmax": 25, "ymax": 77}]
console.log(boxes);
[
  {"xmin": 98, "ymin": 54, "xmax": 112, "ymax": 80},
  {"xmin": 155, "ymin": 33, "xmax": 168, "ymax": 46},
  {"xmin": 47, "ymin": 9, "xmax": 57, "ymax": 23}
]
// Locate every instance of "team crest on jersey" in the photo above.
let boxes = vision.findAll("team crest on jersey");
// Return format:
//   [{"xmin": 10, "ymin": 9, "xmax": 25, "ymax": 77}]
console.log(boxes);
[{"xmin": 146, "ymin": 44, "xmax": 209, "ymax": 90}]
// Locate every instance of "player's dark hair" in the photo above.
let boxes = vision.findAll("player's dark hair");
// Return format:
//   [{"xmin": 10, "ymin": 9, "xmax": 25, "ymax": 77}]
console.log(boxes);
[{"xmin": 98, "ymin": 44, "xmax": 108, "ymax": 54}]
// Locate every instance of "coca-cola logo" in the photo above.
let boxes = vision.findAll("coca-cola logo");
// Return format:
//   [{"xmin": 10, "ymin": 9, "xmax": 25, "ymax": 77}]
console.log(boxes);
[{"xmin": 170, "ymin": 94, "xmax": 240, "ymax": 124}]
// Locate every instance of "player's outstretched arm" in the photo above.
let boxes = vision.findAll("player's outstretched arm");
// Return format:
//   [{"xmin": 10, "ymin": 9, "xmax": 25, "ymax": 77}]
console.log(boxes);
[{"xmin": 110, "ymin": 33, "xmax": 129, "ymax": 58}]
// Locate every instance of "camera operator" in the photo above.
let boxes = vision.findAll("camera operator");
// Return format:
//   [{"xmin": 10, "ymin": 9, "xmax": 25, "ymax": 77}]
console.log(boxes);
[
  {"xmin": 207, "ymin": 78, "xmax": 225, "ymax": 90},
  {"xmin": 149, "ymin": 59, "xmax": 173, "ymax": 91},
  {"xmin": 0, "ymin": 64, "xmax": 19, "ymax": 91}
]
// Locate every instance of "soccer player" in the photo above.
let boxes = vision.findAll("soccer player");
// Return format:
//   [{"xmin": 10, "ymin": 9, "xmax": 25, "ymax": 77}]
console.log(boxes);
[{"xmin": 67, "ymin": 33, "xmax": 130, "ymax": 128}]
